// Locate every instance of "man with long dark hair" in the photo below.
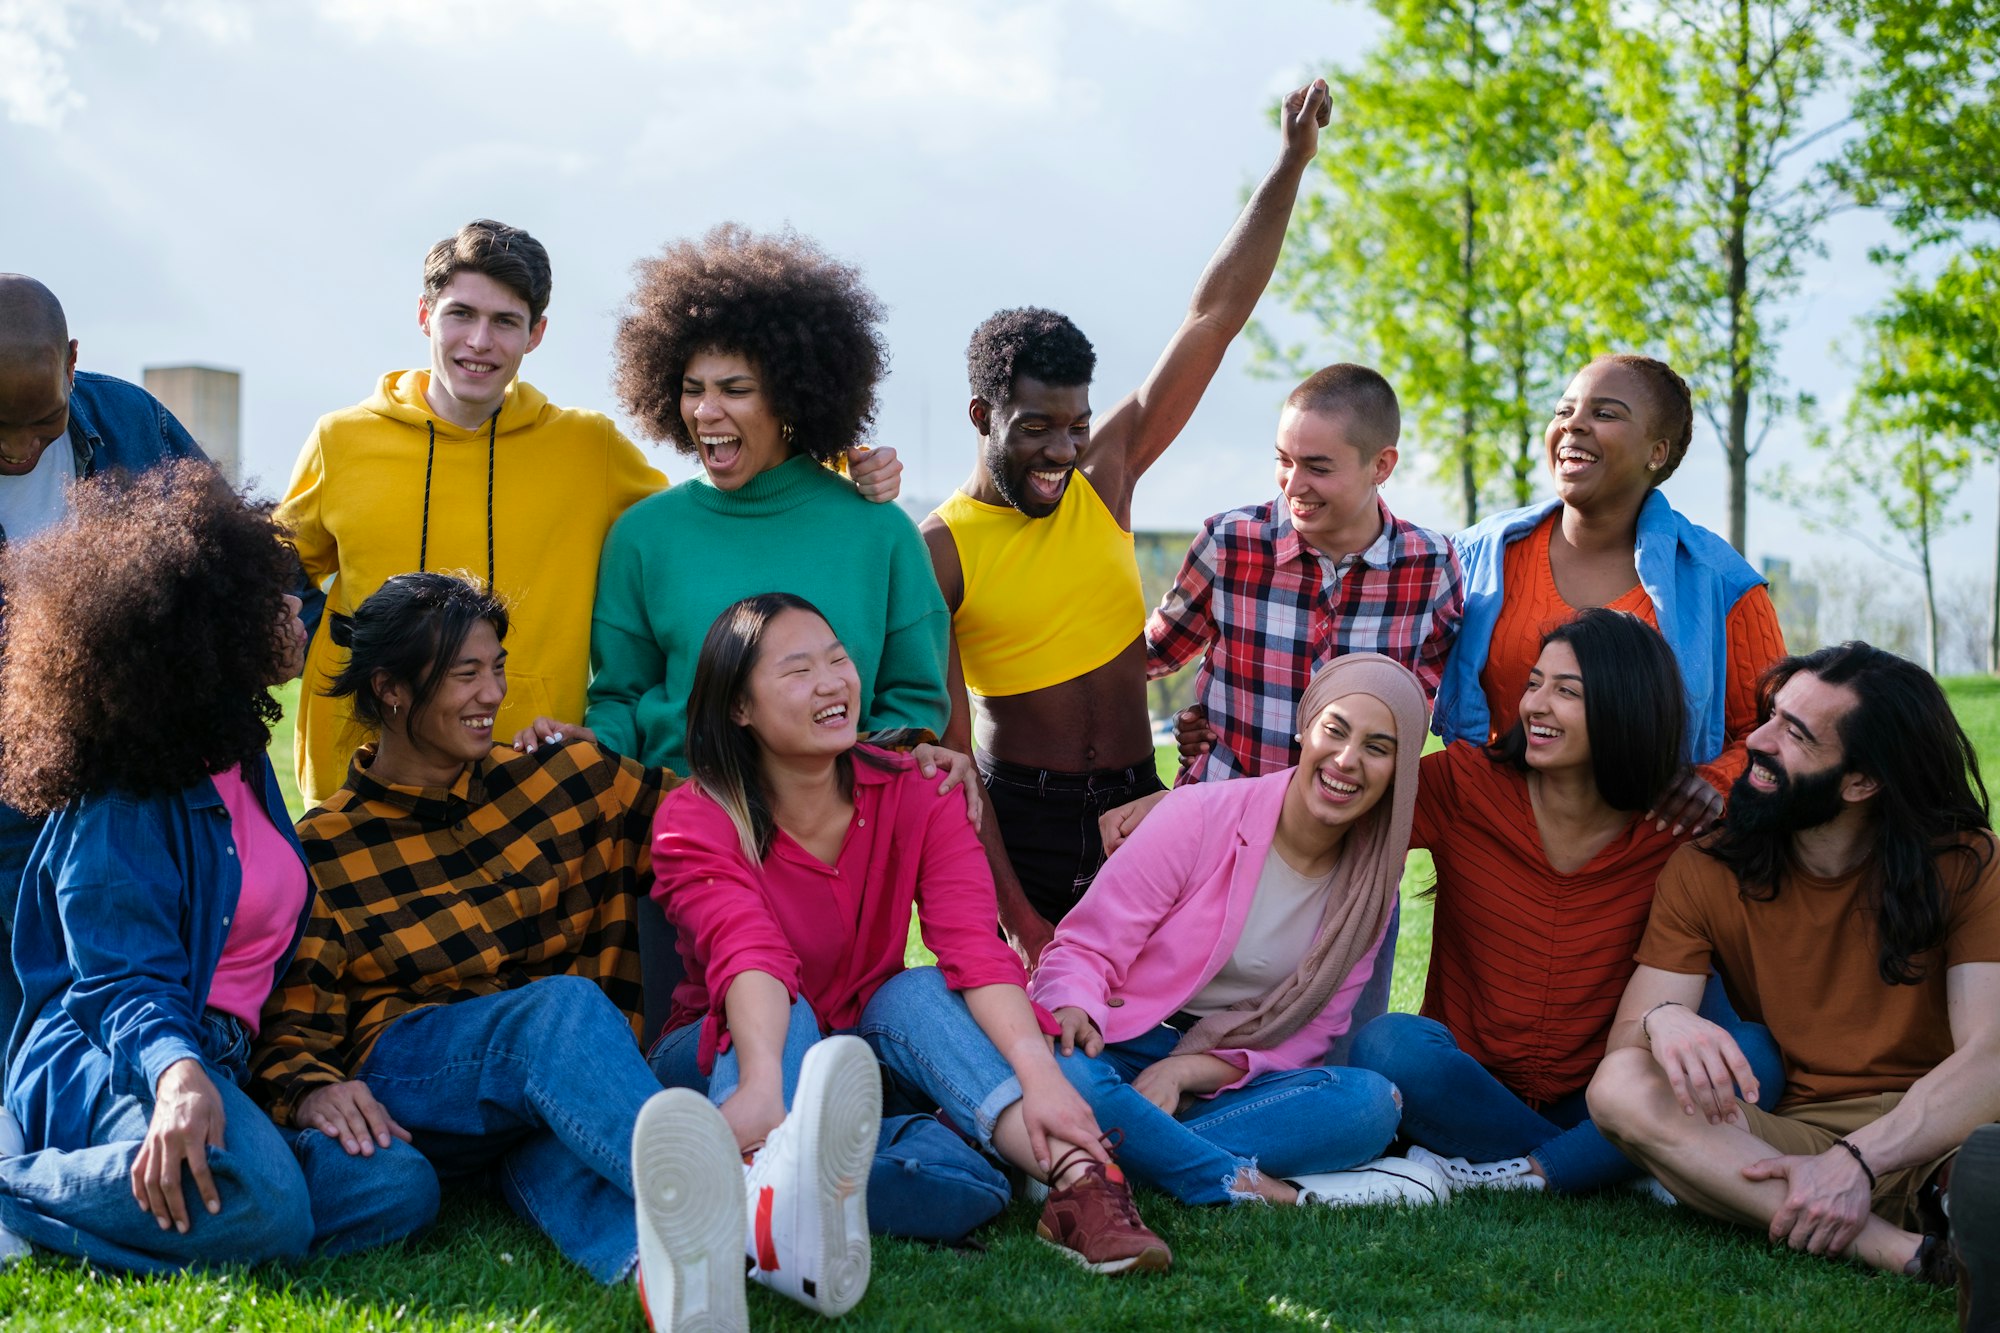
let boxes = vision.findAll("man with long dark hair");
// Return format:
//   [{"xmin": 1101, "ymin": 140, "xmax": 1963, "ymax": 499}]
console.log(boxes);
[{"xmin": 1588, "ymin": 642, "xmax": 2000, "ymax": 1291}]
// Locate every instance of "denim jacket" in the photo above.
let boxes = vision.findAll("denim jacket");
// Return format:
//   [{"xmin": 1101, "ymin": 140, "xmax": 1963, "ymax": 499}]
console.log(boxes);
[
  {"xmin": 1436, "ymin": 492, "xmax": 1765, "ymax": 765},
  {"xmin": 3, "ymin": 757, "xmax": 311, "ymax": 1151}
]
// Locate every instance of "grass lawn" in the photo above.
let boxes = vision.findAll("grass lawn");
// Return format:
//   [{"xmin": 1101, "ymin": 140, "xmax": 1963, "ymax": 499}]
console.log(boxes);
[{"xmin": 6, "ymin": 683, "xmax": 1990, "ymax": 1329}]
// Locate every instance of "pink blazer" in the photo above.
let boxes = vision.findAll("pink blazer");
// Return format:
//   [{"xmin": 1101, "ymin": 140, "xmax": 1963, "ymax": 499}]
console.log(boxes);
[{"xmin": 1030, "ymin": 769, "xmax": 1387, "ymax": 1089}]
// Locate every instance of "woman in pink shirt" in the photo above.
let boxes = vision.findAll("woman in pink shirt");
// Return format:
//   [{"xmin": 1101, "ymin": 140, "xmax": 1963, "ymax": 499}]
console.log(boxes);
[
  {"xmin": 1032, "ymin": 653, "xmax": 1445, "ymax": 1207},
  {"xmin": 651, "ymin": 592, "xmax": 1174, "ymax": 1276}
]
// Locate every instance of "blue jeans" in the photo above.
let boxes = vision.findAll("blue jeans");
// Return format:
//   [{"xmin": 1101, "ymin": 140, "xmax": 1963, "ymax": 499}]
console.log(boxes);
[
  {"xmin": 1347, "ymin": 975, "xmax": 1785, "ymax": 1194},
  {"xmin": 1054, "ymin": 1023, "xmax": 1401, "ymax": 1205},
  {"xmin": 0, "ymin": 1010, "xmax": 437, "ymax": 1273},
  {"xmin": 0, "ymin": 803, "xmax": 41, "ymax": 1084},
  {"xmin": 358, "ymin": 976, "xmax": 664, "ymax": 1283},
  {"xmin": 651, "ymin": 967, "xmax": 1012, "ymax": 1244}
]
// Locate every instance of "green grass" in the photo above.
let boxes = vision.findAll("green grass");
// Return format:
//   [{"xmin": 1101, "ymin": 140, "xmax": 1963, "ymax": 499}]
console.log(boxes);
[{"xmin": 9, "ymin": 686, "xmax": 1990, "ymax": 1328}]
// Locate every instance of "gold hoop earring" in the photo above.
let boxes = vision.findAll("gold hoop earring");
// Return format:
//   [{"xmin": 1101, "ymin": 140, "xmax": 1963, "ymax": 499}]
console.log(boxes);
[{"xmin": 781, "ymin": 421, "xmax": 795, "ymax": 445}]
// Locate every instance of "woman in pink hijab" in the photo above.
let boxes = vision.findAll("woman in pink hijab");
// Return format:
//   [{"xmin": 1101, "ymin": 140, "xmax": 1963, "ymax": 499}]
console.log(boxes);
[{"xmin": 1030, "ymin": 653, "xmax": 1446, "ymax": 1208}]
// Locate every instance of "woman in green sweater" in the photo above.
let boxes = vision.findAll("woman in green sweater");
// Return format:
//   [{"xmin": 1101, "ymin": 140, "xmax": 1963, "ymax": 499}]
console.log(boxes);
[{"xmin": 588, "ymin": 224, "xmax": 953, "ymax": 1033}]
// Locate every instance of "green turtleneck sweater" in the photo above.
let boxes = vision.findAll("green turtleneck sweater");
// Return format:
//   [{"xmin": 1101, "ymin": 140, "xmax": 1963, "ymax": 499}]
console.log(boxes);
[{"xmin": 586, "ymin": 455, "xmax": 950, "ymax": 773}]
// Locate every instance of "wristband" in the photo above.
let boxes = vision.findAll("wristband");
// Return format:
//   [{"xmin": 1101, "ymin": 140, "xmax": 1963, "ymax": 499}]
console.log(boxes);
[
  {"xmin": 1832, "ymin": 1137, "xmax": 1878, "ymax": 1189},
  {"xmin": 1640, "ymin": 999, "xmax": 1686, "ymax": 1043}
]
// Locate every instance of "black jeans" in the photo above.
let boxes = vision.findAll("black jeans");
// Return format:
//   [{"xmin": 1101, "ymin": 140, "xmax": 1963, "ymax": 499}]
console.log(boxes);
[{"xmin": 978, "ymin": 755, "xmax": 1165, "ymax": 925}]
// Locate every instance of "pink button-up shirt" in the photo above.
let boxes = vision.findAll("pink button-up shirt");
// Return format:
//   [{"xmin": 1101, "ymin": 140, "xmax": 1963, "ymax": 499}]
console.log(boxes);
[{"xmin": 653, "ymin": 747, "xmax": 1045, "ymax": 1070}]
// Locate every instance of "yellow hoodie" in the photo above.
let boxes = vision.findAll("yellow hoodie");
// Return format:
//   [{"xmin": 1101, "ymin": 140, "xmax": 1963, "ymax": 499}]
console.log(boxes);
[{"xmin": 279, "ymin": 371, "xmax": 667, "ymax": 807}]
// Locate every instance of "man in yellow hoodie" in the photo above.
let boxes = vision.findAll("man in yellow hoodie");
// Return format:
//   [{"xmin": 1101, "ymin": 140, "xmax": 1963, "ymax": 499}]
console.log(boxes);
[{"xmin": 280, "ymin": 220, "xmax": 902, "ymax": 807}]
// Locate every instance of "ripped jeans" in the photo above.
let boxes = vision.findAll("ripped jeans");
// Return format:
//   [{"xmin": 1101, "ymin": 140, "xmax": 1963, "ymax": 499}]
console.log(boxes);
[{"xmin": 1054, "ymin": 1024, "xmax": 1401, "ymax": 1205}]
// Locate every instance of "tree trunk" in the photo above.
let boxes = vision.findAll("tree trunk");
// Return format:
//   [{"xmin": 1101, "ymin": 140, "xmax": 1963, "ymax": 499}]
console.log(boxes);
[
  {"xmin": 1919, "ymin": 445, "xmax": 1938, "ymax": 674},
  {"xmin": 1724, "ymin": 0, "xmax": 1755, "ymax": 554},
  {"xmin": 1456, "ymin": 2, "xmax": 1480, "ymax": 527},
  {"xmin": 1989, "ymin": 454, "xmax": 1999, "ymax": 673},
  {"xmin": 1511, "ymin": 326, "xmax": 1533, "ymax": 507},
  {"xmin": 1459, "ymin": 185, "xmax": 1479, "ymax": 526}
]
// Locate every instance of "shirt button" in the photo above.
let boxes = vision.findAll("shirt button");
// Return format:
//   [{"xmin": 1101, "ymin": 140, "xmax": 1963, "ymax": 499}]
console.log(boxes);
[
  {"xmin": 857, "ymin": 817, "xmax": 866, "ymax": 827},
  {"xmin": 225, "ymin": 847, "xmax": 236, "ymax": 857},
  {"xmin": 1107, "ymin": 997, "xmax": 1125, "ymax": 1008}
]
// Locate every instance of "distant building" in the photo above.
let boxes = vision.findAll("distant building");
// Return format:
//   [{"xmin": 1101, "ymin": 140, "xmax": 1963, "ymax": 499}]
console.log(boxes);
[{"xmin": 143, "ymin": 365, "xmax": 240, "ymax": 485}]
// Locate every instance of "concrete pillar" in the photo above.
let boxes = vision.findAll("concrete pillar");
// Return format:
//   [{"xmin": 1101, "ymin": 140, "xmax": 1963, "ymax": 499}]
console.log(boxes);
[{"xmin": 142, "ymin": 364, "xmax": 240, "ymax": 485}]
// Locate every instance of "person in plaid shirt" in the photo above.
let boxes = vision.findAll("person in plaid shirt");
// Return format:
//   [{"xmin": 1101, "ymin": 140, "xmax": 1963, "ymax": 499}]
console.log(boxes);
[
  {"xmin": 1115, "ymin": 365, "xmax": 1460, "ymax": 1063},
  {"xmin": 1144, "ymin": 364, "xmax": 1461, "ymax": 787},
  {"xmin": 248, "ymin": 573, "xmax": 681, "ymax": 1285}
]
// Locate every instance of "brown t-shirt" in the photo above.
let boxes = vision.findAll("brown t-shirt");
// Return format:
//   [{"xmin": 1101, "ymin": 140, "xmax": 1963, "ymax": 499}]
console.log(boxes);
[{"xmin": 1635, "ymin": 835, "xmax": 2000, "ymax": 1109}]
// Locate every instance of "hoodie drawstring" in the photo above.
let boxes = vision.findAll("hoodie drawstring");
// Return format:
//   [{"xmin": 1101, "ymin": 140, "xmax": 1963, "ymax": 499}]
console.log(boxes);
[{"xmin": 417, "ymin": 412, "xmax": 498, "ymax": 589}]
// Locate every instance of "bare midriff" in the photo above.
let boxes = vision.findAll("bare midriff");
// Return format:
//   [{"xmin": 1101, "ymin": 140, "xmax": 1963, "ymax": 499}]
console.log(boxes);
[{"xmin": 972, "ymin": 638, "xmax": 1155, "ymax": 772}]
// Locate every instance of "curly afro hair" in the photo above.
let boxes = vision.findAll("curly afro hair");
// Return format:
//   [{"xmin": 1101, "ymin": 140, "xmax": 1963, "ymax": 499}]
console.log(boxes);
[
  {"xmin": 965, "ymin": 307, "xmax": 1096, "ymax": 404},
  {"xmin": 0, "ymin": 460, "xmax": 296, "ymax": 815},
  {"xmin": 613, "ymin": 224, "xmax": 887, "ymax": 463}
]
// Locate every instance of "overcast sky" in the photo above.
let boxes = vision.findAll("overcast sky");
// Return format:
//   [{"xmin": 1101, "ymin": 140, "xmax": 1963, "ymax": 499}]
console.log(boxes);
[{"xmin": 6, "ymin": 0, "xmax": 1988, "ymax": 588}]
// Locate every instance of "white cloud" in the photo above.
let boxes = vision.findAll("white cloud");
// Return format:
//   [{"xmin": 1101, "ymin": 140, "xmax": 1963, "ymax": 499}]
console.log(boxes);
[{"xmin": 0, "ymin": 0, "xmax": 86, "ymax": 126}]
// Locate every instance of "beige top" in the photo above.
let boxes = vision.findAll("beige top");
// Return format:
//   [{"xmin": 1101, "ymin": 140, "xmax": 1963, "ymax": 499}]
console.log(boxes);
[{"xmin": 1184, "ymin": 846, "xmax": 1329, "ymax": 1017}]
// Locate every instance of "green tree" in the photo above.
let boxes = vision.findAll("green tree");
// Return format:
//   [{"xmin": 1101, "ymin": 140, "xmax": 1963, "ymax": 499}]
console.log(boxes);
[
  {"xmin": 1833, "ymin": 0, "xmax": 2000, "ymax": 249},
  {"xmin": 1606, "ymin": 0, "xmax": 1842, "ymax": 554},
  {"xmin": 1770, "ymin": 284, "xmax": 1982, "ymax": 673},
  {"xmin": 1834, "ymin": 1, "xmax": 2000, "ymax": 666},
  {"xmin": 1870, "ymin": 252, "xmax": 2000, "ymax": 667},
  {"xmin": 1261, "ymin": 0, "xmax": 1659, "ymax": 526}
]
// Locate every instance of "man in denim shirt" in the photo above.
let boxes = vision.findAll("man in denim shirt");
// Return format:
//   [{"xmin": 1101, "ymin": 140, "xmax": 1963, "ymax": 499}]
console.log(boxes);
[{"xmin": 0, "ymin": 274, "xmax": 210, "ymax": 1071}]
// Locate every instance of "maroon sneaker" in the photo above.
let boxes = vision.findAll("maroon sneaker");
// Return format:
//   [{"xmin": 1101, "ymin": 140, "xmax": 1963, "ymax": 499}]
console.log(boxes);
[{"xmin": 1036, "ymin": 1153, "xmax": 1172, "ymax": 1276}]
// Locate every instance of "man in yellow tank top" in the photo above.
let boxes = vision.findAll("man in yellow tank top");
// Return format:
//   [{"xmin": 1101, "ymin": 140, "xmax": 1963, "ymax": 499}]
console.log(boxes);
[{"xmin": 921, "ymin": 78, "xmax": 1331, "ymax": 965}]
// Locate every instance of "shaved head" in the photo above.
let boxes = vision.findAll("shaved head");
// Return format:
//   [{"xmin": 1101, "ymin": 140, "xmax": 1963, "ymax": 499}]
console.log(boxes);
[
  {"xmin": 0, "ymin": 275, "xmax": 69, "ymax": 364},
  {"xmin": 0, "ymin": 276, "xmax": 78, "ymax": 475}
]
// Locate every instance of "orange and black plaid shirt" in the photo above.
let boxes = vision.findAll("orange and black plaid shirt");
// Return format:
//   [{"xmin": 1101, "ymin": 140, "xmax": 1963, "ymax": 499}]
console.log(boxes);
[{"xmin": 250, "ymin": 739, "xmax": 677, "ymax": 1124}]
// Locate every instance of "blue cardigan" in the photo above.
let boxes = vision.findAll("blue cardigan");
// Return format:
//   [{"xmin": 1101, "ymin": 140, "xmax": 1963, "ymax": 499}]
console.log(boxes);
[
  {"xmin": 4, "ymin": 757, "xmax": 310, "ymax": 1151},
  {"xmin": 1436, "ymin": 493, "xmax": 1765, "ymax": 765}
]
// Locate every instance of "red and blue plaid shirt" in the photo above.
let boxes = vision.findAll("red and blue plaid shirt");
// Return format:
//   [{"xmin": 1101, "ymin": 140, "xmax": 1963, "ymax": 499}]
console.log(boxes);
[{"xmin": 1146, "ymin": 497, "xmax": 1463, "ymax": 784}]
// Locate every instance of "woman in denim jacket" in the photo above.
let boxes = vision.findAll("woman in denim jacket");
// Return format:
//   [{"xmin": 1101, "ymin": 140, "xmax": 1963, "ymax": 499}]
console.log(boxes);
[{"xmin": 0, "ymin": 461, "xmax": 436, "ymax": 1272}]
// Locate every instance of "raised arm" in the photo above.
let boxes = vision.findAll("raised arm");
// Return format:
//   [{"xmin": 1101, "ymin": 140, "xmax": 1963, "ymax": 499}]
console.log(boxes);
[{"xmin": 1088, "ymin": 78, "xmax": 1329, "ymax": 501}]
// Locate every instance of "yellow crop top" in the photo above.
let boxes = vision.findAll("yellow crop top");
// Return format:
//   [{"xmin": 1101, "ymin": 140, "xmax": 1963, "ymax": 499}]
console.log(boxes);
[{"xmin": 932, "ymin": 472, "xmax": 1146, "ymax": 697}]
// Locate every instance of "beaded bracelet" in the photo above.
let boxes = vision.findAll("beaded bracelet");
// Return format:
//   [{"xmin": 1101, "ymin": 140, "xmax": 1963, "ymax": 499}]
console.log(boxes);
[
  {"xmin": 1640, "ymin": 999, "xmax": 1686, "ymax": 1043},
  {"xmin": 1832, "ymin": 1137, "xmax": 1878, "ymax": 1189}
]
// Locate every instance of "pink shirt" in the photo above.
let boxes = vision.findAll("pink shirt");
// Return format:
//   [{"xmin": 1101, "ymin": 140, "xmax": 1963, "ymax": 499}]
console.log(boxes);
[
  {"xmin": 653, "ymin": 747, "xmax": 1048, "ymax": 1071},
  {"xmin": 1032, "ymin": 768, "xmax": 1387, "ymax": 1090},
  {"xmin": 206, "ymin": 765, "xmax": 309, "ymax": 1034}
]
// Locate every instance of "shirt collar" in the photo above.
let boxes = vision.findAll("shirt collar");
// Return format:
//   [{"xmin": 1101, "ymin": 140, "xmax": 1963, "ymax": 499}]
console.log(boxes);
[
  {"xmin": 1271, "ymin": 496, "xmax": 1401, "ymax": 570},
  {"xmin": 343, "ymin": 743, "xmax": 489, "ymax": 826}
]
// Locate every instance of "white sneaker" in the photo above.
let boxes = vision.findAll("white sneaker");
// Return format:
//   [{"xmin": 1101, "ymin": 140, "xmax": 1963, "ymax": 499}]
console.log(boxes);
[
  {"xmin": 0, "ymin": 1107, "xmax": 32, "ymax": 1264},
  {"xmin": 1407, "ymin": 1144, "xmax": 1545, "ymax": 1194},
  {"xmin": 742, "ymin": 1035, "xmax": 880, "ymax": 1317},
  {"xmin": 1627, "ymin": 1174, "xmax": 1679, "ymax": 1206},
  {"xmin": 1291, "ymin": 1156, "xmax": 1452, "ymax": 1207},
  {"xmin": 632, "ymin": 1090, "xmax": 748, "ymax": 1333}
]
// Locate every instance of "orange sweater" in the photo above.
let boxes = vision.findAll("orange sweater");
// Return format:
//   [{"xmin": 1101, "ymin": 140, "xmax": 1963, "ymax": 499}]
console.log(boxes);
[{"xmin": 1476, "ymin": 513, "xmax": 1785, "ymax": 793}]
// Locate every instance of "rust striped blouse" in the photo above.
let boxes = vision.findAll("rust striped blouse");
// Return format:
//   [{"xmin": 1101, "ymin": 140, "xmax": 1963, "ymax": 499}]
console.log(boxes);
[{"xmin": 1412, "ymin": 742, "xmax": 1684, "ymax": 1105}]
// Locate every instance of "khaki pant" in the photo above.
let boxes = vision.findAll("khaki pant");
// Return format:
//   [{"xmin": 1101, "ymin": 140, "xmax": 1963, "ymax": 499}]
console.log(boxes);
[{"xmin": 1737, "ymin": 1093, "xmax": 1955, "ymax": 1232}]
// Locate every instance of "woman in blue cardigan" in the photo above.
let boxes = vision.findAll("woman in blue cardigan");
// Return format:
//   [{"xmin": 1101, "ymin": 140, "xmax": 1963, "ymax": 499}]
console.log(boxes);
[{"xmin": 0, "ymin": 462, "xmax": 436, "ymax": 1272}]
